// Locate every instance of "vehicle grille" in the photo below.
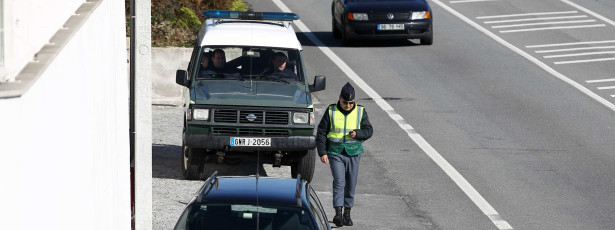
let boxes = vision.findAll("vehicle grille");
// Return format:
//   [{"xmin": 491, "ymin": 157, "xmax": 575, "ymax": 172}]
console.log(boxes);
[
  {"xmin": 214, "ymin": 109, "xmax": 289, "ymax": 125},
  {"xmin": 265, "ymin": 111, "xmax": 288, "ymax": 124},
  {"xmin": 211, "ymin": 127, "xmax": 290, "ymax": 136},
  {"xmin": 214, "ymin": 109, "xmax": 238, "ymax": 123},
  {"xmin": 372, "ymin": 12, "xmax": 411, "ymax": 21},
  {"xmin": 240, "ymin": 110, "xmax": 264, "ymax": 123}
]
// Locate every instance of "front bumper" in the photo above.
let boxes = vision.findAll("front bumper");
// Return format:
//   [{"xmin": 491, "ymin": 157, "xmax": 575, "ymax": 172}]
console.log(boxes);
[
  {"xmin": 346, "ymin": 20, "xmax": 432, "ymax": 40},
  {"xmin": 184, "ymin": 132, "xmax": 316, "ymax": 151}
]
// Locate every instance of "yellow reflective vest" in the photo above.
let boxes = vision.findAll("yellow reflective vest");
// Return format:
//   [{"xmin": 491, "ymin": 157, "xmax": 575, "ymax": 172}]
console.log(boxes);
[{"xmin": 327, "ymin": 104, "xmax": 364, "ymax": 156}]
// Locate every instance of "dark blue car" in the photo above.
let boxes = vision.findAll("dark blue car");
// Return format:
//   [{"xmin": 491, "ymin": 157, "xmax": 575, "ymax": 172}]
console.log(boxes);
[
  {"xmin": 332, "ymin": 0, "xmax": 433, "ymax": 46},
  {"xmin": 174, "ymin": 172, "xmax": 331, "ymax": 230}
]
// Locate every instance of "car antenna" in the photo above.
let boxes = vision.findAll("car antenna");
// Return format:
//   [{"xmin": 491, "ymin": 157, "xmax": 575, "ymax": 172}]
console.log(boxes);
[{"xmin": 255, "ymin": 148, "xmax": 261, "ymax": 229}]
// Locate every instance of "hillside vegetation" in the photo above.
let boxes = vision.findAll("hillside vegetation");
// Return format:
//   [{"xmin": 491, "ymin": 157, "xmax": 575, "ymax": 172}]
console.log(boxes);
[{"xmin": 126, "ymin": 0, "xmax": 249, "ymax": 47}]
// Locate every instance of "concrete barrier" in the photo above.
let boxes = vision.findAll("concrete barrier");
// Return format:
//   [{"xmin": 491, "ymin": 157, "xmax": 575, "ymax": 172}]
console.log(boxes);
[
  {"xmin": 151, "ymin": 47, "xmax": 192, "ymax": 104},
  {"xmin": 127, "ymin": 44, "xmax": 191, "ymax": 105}
]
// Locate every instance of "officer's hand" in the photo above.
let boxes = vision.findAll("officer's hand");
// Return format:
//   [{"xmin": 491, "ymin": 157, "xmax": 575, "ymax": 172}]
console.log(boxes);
[
  {"xmin": 320, "ymin": 155, "xmax": 329, "ymax": 164},
  {"xmin": 348, "ymin": 130, "xmax": 356, "ymax": 138}
]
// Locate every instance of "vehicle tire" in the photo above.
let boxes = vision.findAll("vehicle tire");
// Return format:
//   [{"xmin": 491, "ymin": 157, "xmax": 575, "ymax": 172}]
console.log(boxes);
[
  {"xmin": 420, "ymin": 24, "xmax": 433, "ymax": 45},
  {"xmin": 181, "ymin": 146, "xmax": 207, "ymax": 180},
  {"xmin": 332, "ymin": 17, "xmax": 341, "ymax": 38},
  {"xmin": 341, "ymin": 21, "xmax": 354, "ymax": 46},
  {"xmin": 291, "ymin": 149, "xmax": 315, "ymax": 183}
]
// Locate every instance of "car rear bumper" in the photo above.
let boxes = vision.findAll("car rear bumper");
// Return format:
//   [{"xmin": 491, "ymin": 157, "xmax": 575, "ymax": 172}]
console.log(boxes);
[
  {"xmin": 184, "ymin": 132, "xmax": 316, "ymax": 151},
  {"xmin": 345, "ymin": 20, "xmax": 432, "ymax": 39}
]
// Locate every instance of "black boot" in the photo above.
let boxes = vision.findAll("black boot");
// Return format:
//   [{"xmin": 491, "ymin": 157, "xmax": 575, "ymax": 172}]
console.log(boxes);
[
  {"xmin": 333, "ymin": 207, "xmax": 344, "ymax": 227},
  {"xmin": 343, "ymin": 207, "xmax": 353, "ymax": 226}
]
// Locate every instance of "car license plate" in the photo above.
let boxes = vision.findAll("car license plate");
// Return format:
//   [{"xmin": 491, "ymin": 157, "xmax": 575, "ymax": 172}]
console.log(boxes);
[
  {"xmin": 378, "ymin": 24, "xmax": 404, "ymax": 30},
  {"xmin": 230, "ymin": 137, "xmax": 271, "ymax": 147}
]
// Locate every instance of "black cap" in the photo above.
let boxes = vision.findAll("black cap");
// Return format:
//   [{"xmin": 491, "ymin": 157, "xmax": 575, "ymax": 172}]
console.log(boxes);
[{"xmin": 340, "ymin": 82, "xmax": 355, "ymax": 101}]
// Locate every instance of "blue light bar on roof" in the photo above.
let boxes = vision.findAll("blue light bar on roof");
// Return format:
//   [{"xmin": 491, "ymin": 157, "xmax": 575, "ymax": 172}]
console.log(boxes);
[{"xmin": 202, "ymin": 10, "xmax": 299, "ymax": 21}]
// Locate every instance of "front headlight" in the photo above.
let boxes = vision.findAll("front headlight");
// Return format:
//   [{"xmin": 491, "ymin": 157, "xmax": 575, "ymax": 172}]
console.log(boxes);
[
  {"xmin": 293, "ymin": 112, "xmax": 309, "ymax": 124},
  {"xmin": 348, "ymin": 13, "xmax": 369, "ymax": 21},
  {"xmin": 193, "ymin": 109, "xmax": 210, "ymax": 121},
  {"xmin": 411, "ymin": 11, "xmax": 431, "ymax": 20}
]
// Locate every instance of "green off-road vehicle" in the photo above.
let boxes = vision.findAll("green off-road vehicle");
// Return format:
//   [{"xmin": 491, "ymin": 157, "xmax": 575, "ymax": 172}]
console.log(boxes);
[{"xmin": 175, "ymin": 10, "xmax": 325, "ymax": 182}]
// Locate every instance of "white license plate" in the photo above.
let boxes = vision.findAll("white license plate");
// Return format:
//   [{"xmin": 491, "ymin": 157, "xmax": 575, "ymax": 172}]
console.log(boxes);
[
  {"xmin": 230, "ymin": 137, "xmax": 271, "ymax": 147},
  {"xmin": 378, "ymin": 24, "xmax": 405, "ymax": 30}
]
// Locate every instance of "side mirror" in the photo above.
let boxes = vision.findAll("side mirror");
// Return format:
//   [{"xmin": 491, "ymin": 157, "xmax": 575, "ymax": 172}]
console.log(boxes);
[
  {"xmin": 310, "ymin": 75, "xmax": 326, "ymax": 92},
  {"xmin": 176, "ymin": 70, "xmax": 189, "ymax": 87}
]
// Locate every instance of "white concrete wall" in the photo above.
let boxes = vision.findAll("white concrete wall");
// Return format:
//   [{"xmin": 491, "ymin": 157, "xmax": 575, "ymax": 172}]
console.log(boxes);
[
  {"xmin": 1, "ymin": 0, "xmax": 83, "ymax": 82},
  {"xmin": 0, "ymin": 0, "xmax": 130, "ymax": 229},
  {"xmin": 151, "ymin": 47, "xmax": 191, "ymax": 103}
]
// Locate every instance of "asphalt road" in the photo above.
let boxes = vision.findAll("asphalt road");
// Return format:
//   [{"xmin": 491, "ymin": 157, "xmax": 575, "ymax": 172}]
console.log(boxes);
[{"xmin": 153, "ymin": 0, "xmax": 615, "ymax": 229}]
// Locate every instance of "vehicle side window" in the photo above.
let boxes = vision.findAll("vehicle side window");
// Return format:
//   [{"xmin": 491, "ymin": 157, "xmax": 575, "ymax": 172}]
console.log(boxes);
[
  {"xmin": 187, "ymin": 44, "xmax": 199, "ymax": 80},
  {"xmin": 309, "ymin": 188, "xmax": 329, "ymax": 229}
]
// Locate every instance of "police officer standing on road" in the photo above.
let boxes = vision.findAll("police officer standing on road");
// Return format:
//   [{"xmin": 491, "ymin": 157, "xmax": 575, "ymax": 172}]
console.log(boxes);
[{"xmin": 316, "ymin": 82, "xmax": 373, "ymax": 227}]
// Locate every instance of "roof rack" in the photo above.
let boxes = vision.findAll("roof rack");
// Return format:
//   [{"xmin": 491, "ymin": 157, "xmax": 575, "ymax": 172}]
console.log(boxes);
[
  {"xmin": 196, "ymin": 171, "xmax": 218, "ymax": 202},
  {"xmin": 202, "ymin": 10, "xmax": 299, "ymax": 21},
  {"xmin": 295, "ymin": 174, "xmax": 302, "ymax": 207}
]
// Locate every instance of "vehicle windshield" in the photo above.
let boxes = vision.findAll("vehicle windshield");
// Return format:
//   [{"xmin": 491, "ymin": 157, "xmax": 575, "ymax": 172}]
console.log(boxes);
[
  {"xmin": 174, "ymin": 203, "xmax": 316, "ymax": 230},
  {"xmin": 195, "ymin": 46, "xmax": 304, "ymax": 84}
]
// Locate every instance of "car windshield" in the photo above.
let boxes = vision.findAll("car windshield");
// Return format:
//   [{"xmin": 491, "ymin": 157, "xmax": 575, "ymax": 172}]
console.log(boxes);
[
  {"xmin": 174, "ymin": 203, "xmax": 316, "ymax": 230},
  {"xmin": 195, "ymin": 46, "xmax": 304, "ymax": 84}
]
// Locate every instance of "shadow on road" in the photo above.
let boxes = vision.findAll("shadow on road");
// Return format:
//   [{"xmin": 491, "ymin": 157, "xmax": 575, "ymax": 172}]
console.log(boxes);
[{"xmin": 152, "ymin": 144, "xmax": 271, "ymax": 180}]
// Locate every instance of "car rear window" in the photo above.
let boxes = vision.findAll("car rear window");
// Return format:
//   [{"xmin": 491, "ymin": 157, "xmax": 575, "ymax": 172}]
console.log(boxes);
[{"xmin": 174, "ymin": 203, "xmax": 316, "ymax": 230}]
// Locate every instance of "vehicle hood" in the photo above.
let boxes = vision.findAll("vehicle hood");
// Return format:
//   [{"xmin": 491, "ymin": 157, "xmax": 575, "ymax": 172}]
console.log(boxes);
[
  {"xmin": 191, "ymin": 80, "xmax": 311, "ymax": 108},
  {"xmin": 346, "ymin": 0, "xmax": 429, "ymax": 12}
]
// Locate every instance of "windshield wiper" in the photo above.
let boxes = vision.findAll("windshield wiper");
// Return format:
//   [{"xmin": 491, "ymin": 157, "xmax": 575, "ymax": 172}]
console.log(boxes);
[
  {"xmin": 255, "ymin": 74, "xmax": 291, "ymax": 84},
  {"xmin": 197, "ymin": 73, "xmax": 244, "ymax": 80}
]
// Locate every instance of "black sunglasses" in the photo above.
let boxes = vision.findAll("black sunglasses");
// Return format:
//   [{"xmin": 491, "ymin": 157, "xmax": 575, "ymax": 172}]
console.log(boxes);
[{"xmin": 341, "ymin": 101, "xmax": 355, "ymax": 105}]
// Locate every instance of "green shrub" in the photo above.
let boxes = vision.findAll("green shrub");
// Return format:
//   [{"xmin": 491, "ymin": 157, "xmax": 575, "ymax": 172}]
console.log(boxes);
[
  {"xmin": 126, "ymin": 0, "xmax": 251, "ymax": 47},
  {"xmin": 174, "ymin": 7, "xmax": 202, "ymax": 31}
]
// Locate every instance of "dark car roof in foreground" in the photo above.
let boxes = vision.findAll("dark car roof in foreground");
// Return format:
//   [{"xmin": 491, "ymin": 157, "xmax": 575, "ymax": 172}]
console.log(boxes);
[{"xmin": 198, "ymin": 176, "xmax": 308, "ymax": 206}]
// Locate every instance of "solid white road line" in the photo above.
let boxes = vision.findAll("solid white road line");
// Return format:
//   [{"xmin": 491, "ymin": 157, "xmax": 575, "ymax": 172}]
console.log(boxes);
[
  {"xmin": 491, "ymin": 19, "xmax": 596, "ymax": 29},
  {"xmin": 271, "ymin": 0, "xmax": 515, "ymax": 229},
  {"xmin": 554, "ymin": 57, "xmax": 615, "ymax": 65},
  {"xmin": 587, "ymin": 78, "xmax": 615, "ymax": 83},
  {"xmin": 499, "ymin": 24, "xmax": 605, "ymax": 33},
  {"xmin": 484, "ymin": 15, "xmax": 588, "ymax": 24},
  {"xmin": 544, "ymin": 51, "xmax": 615, "ymax": 59},
  {"xmin": 526, "ymin": 40, "xmax": 615, "ymax": 48},
  {"xmin": 597, "ymin": 86, "xmax": 615, "ymax": 90},
  {"xmin": 535, "ymin": 46, "xmax": 615, "ymax": 53},
  {"xmin": 450, "ymin": 0, "xmax": 498, "ymax": 3},
  {"xmin": 561, "ymin": 0, "xmax": 615, "ymax": 26},
  {"xmin": 476, "ymin": 11, "xmax": 577, "ymax": 19}
]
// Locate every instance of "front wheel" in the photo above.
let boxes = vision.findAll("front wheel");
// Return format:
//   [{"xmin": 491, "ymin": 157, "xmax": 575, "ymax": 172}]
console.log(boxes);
[
  {"xmin": 291, "ymin": 149, "xmax": 315, "ymax": 183},
  {"xmin": 332, "ymin": 17, "xmax": 341, "ymax": 38},
  {"xmin": 420, "ymin": 24, "xmax": 434, "ymax": 45},
  {"xmin": 181, "ymin": 146, "xmax": 207, "ymax": 180}
]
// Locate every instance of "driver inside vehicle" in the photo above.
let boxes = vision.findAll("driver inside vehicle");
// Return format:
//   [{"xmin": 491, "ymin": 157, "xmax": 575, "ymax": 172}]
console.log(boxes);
[
  {"xmin": 202, "ymin": 49, "xmax": 239, "ymax": 78},
  {"xmin": 262, "ymin": 52, "xmax": 299, "ymax": 80}
]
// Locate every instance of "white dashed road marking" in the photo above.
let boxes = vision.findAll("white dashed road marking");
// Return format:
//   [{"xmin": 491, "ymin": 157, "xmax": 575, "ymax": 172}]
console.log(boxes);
[
  {"xmin": 587, "ymin": 78, "xmax": 615, "ymax": 83},
  {"xmin": 450, "ymin": 0, "xmax": 499, "ymax": 3},
  {"xmin": 491, "ymin": 19, "xmax": 596, "ymax": 29},
  {"xmin": 483, "ymin": 15, "xmax": 588, "ymax": 24},
  {"xmin": 526, "ymin": 40, "xmax": 615, "ymax": 48},
  {"xmin": 499, "ymin": 24, "xmax": 605, "ymax": 33},
  {"xmin": 476, "ymin": 11, "xmax": 578, "ymax": 19}
]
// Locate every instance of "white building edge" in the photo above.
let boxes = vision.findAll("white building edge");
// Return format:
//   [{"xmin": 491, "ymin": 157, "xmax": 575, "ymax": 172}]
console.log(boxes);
[{"xmin": 0, "ymin": 0, "xmax": 132, "ymax": 229}]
